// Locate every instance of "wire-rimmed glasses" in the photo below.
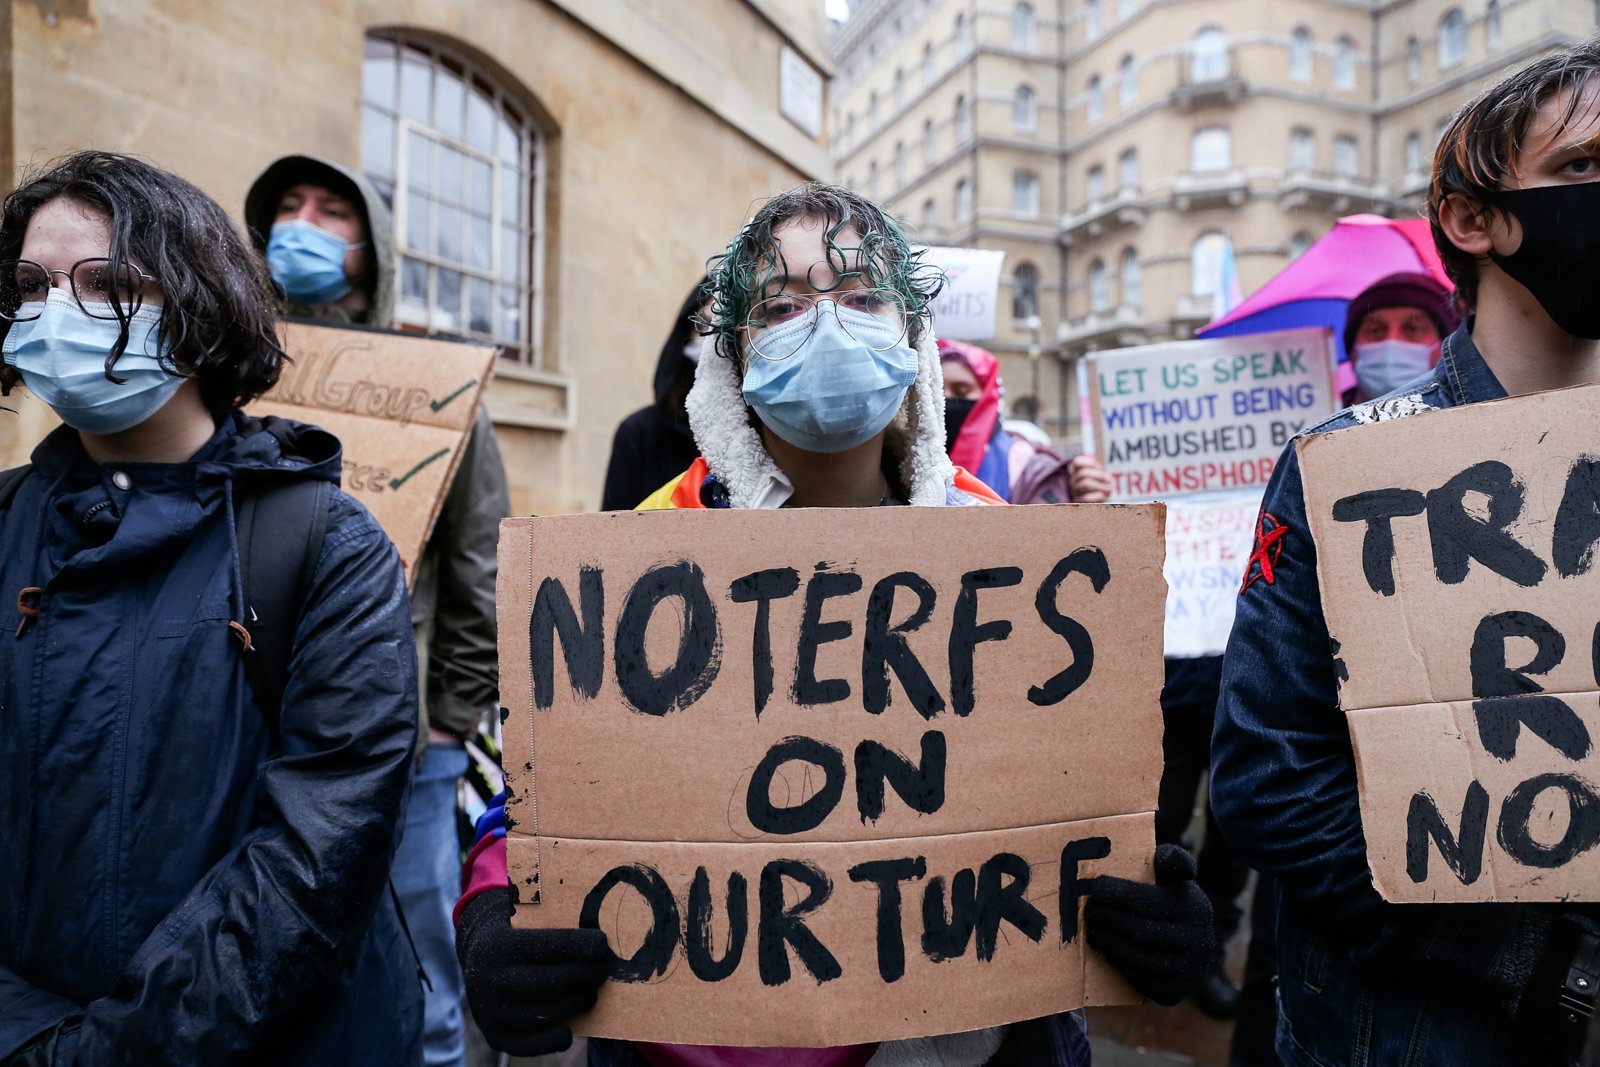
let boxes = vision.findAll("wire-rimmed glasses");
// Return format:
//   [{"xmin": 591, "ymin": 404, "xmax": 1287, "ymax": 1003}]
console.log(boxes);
[
  {"xmin": 744, "ymin": 287, "xmax": 909, "ymax": 361},
  {"xmin": 0, "ymin": 258, "xmax": 162, "ymax": 322}
]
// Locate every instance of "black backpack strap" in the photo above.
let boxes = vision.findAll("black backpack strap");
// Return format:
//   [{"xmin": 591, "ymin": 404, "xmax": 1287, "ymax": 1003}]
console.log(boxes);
[
  {"xmin": 0, "ymin": 464, "xmax": 32, "ymax": 510},
  {"xmin": 235, "ymin": 478, "xmax": 332, "ymax": 729}
]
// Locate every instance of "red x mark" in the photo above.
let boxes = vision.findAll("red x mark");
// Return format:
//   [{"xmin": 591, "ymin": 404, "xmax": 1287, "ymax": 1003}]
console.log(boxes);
[{"xmin": 1240, "ymin": 511, "xmax": 1289, "ymax": 593}]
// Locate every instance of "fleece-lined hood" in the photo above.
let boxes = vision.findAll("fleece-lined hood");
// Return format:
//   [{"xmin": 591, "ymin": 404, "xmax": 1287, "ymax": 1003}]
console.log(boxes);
[{"xmin": 685, "ymin": 324, "xmax": 958, "ymax": 508}]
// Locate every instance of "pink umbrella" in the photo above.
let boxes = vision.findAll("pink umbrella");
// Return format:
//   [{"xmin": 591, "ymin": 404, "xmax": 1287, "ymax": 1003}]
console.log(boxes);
[{"xmin": 1197, "ymin": 214, "xmax": 1453, "ymax": 390}]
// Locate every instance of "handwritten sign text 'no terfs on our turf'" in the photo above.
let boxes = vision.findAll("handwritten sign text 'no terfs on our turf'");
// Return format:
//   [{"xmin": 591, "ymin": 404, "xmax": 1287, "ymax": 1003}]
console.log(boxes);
[
  {"xmin": 1300, "ymin": 382, "xmax": 1600, "ymax": 903},
  {"xmin": 497, "ymin": 504, "xmax": 1167, "ymax": 1046},
  {"xmin": 252, "ymin": 321, "xmax": 496, "ymax": 584}
]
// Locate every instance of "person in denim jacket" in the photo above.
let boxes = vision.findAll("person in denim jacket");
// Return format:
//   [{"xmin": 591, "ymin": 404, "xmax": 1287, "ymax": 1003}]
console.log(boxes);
[{"xmin": 1211, "ymin": 41, "xmax": 1600, "ymax": 1067}]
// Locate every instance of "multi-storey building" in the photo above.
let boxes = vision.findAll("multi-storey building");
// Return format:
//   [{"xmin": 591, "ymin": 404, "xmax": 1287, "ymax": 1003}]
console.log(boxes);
[{"xmin": 829, "ymin": 0, "xmax": 1597, "ymax": 444}]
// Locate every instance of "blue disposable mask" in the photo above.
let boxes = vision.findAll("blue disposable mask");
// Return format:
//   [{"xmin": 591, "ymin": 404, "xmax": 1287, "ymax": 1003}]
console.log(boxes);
[
  {"xmin": 3, "ymin": 289, "xmax": 182, "ymax": 435},
  {"xmin": 1353, "ymin": 339, "xmax": 1435, "ymax": 400},
  {"xmin": 741, "ymin": 303, "xmax": 919, "ymax": 454},
  {"xmin": 266, "ymin": 219, "xmax": 357, "ymax": 304}
]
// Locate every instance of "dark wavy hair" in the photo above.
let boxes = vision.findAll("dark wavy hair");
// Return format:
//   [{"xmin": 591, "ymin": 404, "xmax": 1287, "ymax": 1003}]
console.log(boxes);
[
  {"xmin": 0, "ymin": 151, "xmax": 286, "ymax": 416},
  {"xmin": 703, "ymin": 182, "xmax": 945, "ymax": 367},
  {"xmin": 1428, "ymin": 38, "xmax": 1600, "ymax": 311}
]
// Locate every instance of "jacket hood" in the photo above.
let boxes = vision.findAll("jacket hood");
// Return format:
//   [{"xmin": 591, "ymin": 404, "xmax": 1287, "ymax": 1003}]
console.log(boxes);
[
  {"xmin": 684, "ymin": 327, "xmax": 956, "ymax": 508},
  {"xmin": 938, "ymin": 339, "xmax": 1003, "ymax": 473},
  {"xmin": 244, "ymin": 155, "xmax": 396, "ymax": 328}
]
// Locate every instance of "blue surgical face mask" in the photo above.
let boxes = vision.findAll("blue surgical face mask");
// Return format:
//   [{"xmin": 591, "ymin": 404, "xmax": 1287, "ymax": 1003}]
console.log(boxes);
[
  {"xmin": 1353, "ymin": 339, "xmax": 1435, "ymax": 400},
  {"xmin": 741, "ymin": 303, "xmax": 919, "ymax": 454},
  {"xmin": 3, "ymin": 289, "xmax": 182, "ymax": 435},
  {"xmin": 266, "ymin": 218, "xmax": 357, "ymax": 304}
]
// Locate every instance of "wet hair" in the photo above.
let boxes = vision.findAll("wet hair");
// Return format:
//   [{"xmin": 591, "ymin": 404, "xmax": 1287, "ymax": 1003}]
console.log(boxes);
[
  {"xmin": 1428, "ymin": 38, "xmax": 1600, "ymax": 310},
  {"xmin": 0, "ymin": 150, "xmax": 286, "ymax": 416},
  {"xmin": 702, "ymin": 182, "xmax": 944, "ymax": 367}
]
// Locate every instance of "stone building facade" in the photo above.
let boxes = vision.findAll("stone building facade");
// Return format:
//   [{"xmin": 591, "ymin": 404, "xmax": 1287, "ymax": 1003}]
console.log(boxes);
[
  {"xmin": 0, "ymin": 0, "xmax": 831, "ymax": 515},
  {"xmin": 829, "ymin": 0, "xmax": 1597, "ymax": 444}
]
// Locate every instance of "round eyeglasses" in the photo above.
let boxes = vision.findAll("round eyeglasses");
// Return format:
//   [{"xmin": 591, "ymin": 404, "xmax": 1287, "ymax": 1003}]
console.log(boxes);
[
  {"xmin": 744, "ymin": 288, "xmax": 910, "ymax": 361},
  {"xmin": 0, "ymin": 258, "xmax": 162, "ymax": 322}
]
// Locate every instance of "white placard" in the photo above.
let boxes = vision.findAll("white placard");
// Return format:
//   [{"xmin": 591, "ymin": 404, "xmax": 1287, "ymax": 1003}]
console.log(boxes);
[{"xmin": 918, "ymin": 246, "xmax": 1007, "ymax": 342}]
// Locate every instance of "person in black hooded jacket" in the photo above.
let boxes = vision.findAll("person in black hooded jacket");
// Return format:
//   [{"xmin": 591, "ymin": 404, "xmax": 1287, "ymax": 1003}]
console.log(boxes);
[{"xmin": 599, "ymin": 278, "xmax": 707, "ymax": 510}]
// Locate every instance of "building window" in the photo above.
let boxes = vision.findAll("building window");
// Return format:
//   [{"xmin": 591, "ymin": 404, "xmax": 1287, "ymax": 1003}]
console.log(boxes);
[
  {"xmin": 894, "ymin": 142, "xmax": 906, "ymax": 187},
  {"xmin": 955, "ymin": 178, "xmax": 972, "ymax": 220},
  {"xmin": 1334, "ymin": 36, "xmax": 1356, "ymax": 89},
  {"xmin": 1289, "ymin": 128, "xmax": 1316, "ymax": 170},
  {"xmin": 922, "ymin": 197, "xmax": 937, "ymax": 230},
  {"xmin": 1487, "ymin": 0, "xmax": 1502, "ymax": 46},
  {"xmin": 1333, "ymin": 134, "xmax": 1358, "ymax": 177},
  {"xmin": 1288, "ymin": 232, "xmax": 1313, "ymax": 260},
  {"xmin": 1013, "ymin": 171, "xmax": 1041, "ymax": 215},
  {"xmin": 869, "ymin": 91, "xmax": 880, "ymax": 129},
  {"xmin": 1089, "ymin": 258, "xmax": 1110, "ymax": 313},
  {"xmin": 954, "ymin": 94, "xmax": 971, "ymax": 140},
  {"xmin": 1119, "ymin": 54, "xmax": 1138, "ymax": 105},
  {"xmin": 1014, "ymin": 84, "xmax": 1037, "ymax": 132},
  {"xmin": 923, "ymin": 42, "xmax": 935, "ymax": 87},
  {"xmin": 1193, "ymin": 27, "xmax": 1229, "ymax": 82},
  {"xmin": 1405, "ymin": 131, "xmax": 1424, "ymax": 173},
  {"xmin": 1407, "ymin": 37, "xmax": 1422, "ymax": 82},
  {"xmin": 954, "ymin": 13, "xmax": 971, "ymax": 56},
  {"xmin": 1013, "ymin": 3, "xmax": 1037, "ymax": 52},
  {"xmin": 1191, "ymin": 126, "xmax": 1232, "ymax": 172},
  {"xmin": 1087, "ymin": 164, "xmax": 1107, "ymax": 202},
  {"xmin": 868, "ymin": 160, "xmax": 879, "ymax": 194},
  {"xmin": 1191, "ymin": 232, "xmax": 1227, "ymax": 296},
  {"xmin": 362, "ymin": 33, "xmax": 542, "ymax": 363},
  {"xmin": 1119, "ymin": 147, "xmax": 1139, "ymax": 189},
  {"xmin": 1119, "ymin": 0, "xmax": 1139, "ymax": 16},
  {"xmin": 1290, "ymin": 27, "xmax": 1313, "ymax": 81},
  {"xmin": 1087, "ymin": 75, "xmax": 1106, "ymax": 123},
  {"xmin": 1087, "ymin": 0, "xmax": 1104, "ymax": 40},
  {"xmin": 894, "ymin": 68, "xmax": 906, "ymax": 110},
  {"xmin": 923, "ymin": 119, "xmax": 937, "ymax": 164},
  {"xmin": 1439, "ymin": 9, "xmax": 1467, "ymax": 68},
  {"xmin": 846, "ymin": 111, "xmax": 856, "ymax": 147},
  {"xmin": 1013, "ymin": 262, "xmax": 1040, "ymax": 320},
  {"xmin": 1121, "ymin": 247, "xmax": 1142, "ymax": 308}
]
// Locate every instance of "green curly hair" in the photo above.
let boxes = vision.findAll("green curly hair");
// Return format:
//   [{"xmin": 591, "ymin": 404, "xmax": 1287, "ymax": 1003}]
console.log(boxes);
[{"xmin": 700, "ymin": 182, "xmax": 945, "ymax": 366}]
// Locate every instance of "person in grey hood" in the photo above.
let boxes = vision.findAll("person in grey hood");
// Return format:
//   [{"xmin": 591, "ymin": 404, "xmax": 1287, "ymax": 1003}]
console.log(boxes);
[{"xmin": 246, "ymin": 154, "xmax": 511, "ymax": 1067}]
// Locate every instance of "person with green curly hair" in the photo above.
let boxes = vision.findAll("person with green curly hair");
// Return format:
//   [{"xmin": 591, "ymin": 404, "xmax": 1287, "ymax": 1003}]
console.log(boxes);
[{"xmin": 453, "ymin": 182, "xmax": 1215, "ymax": 1067}]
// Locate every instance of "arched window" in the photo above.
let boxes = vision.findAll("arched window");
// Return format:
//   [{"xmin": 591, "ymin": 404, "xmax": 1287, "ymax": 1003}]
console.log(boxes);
[
  {"xmin": 1288, "ymin": 232, "xmax": 1314, "ymax": 260},
  {"xmin": 1405, "ymin": 131, "xmax": 1424, "ymax": 173},
  {"xmin": 1013, "ymin": 3, "xmax": 1037, "ymax": 51},
  {"xmin": 923, "ymin": 118, "xmax": 937, "ymax": 164},
  {"xmin": 1087, "ymin": 74, "xmax": 1106, "ymax": 122},
  {"xmin": 954, "ymin": 13, "xmax": 971, "ymax": 56},
  {"xmin": 1119, "ymin": 147, "xmax": 1139, "ymax": 189},
  {"xmin": 362, "ymin": 33, "xmax": 543, "ymax": 362},
  {"xmin": 1014, "ymin": 84, "xmax": 1037, "ymax": 132},
  {"xmin": 1086, "ymin": 0, "xmax": 1104, "ymax": 40},
  {"xmin": 1290, "ymin": 27, "xmax": 1313, "ymax": 81},
  {"xmin": 1089, "ymin": 258, "xmax": 1110, "ymax": 313},
  {"xmin": 954, "ymin": 94, "xmax": 971, "ymax": 140},
  {"xmin": 1191, "ymin": 126, "xmax": 1232, "ymax": 172},
  {"xmin": 1086, "ymin": 163, "xmax": 1107, "ymax": 202},
  {"xmin": 1119, "ymin": 55, "xmax": 1138, "ymax": 105},
  {"xmin": 1121, "ymin": 247, "xmax": 1142, "ymax": 308},
  {"xmin": 1407, "ymin": 37, "xmax": 1422, "ymax": 81},
  {"xmin": 1439, "ymin": 9, "xmax": 1467, "ymax": 67},
  {"xmin": 1193, "ymin": 27, "xmax": 1229, "ymax": 81},
  {"xmin": 1013, "ymin": 262, "xmax": 1040, "ymax": 320},
  {"xmin": 1191, "ymin": 232, "xmax": 1228, "ymax": 296},
  {"xmin": 894, "ymin": 142, "xmax": 906, "ymax": 186},
  {"xmin": 955, "ymin": 178, "xmax": 972, "ymax": 220},
  {"xmin": 922, "ymin": 197, "xmax": 938, "ymax": 230},
  {"xmin": 1013, "ymin": 170, "xmax": 1041, "ymax": 215},
  {"xmin": 923, "ymin": 43, "xmax": 935, "ymax": 87},
  {"xmin": 1487, "ymin": 0, "xmax": 1502, "ymax": 46},
  {"xmin": 1334, "ymin": 36, "xmax": 1356, "ymax": 88},
  {"xmin": 1289, "ymin": 127, "xmax": 1316, "ymax": 170},
  {"xmin": 1333, "ymin": 134, "xmax": 1358, "ymax": 177}
]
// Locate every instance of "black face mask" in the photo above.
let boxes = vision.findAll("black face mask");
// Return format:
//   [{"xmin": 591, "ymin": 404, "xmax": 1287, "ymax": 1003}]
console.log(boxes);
[
  {"xmin": 944, "ymin": 396, "xmax": 977, "ymax": 454},
  {"xmin": 1486, "ymin": 182, "xmax": 1600, "ymax": 339}
]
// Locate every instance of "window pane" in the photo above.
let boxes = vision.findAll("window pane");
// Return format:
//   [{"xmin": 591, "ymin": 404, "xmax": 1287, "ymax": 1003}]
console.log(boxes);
[
  {"xmin": 469, "ymin": 276, "xmax": 493, "ymax": 335},
  {"xmin": 501, "ymin": 168, "xmax": 523, "ymax": 225},
  {"xmin": 435, "ymin": 69, "xmax": 465, "ymax": 140},
  {"xmin": 498, "ymin": 117, "xmax": 521, "ymax": 165},
  {"xmin": 405, "ymin": 192, "xmax": 430, "ymax": 254},
  {"xmin": 399, "ymin": 257, "xmax": 430, "ymax": 324},
  {"xmin": 363, "ymin": 52, "xmax": 396, "ymax": 107},
  {"xmin": 436, "ymin": 268, "xmax": 463, "ymax": 331},
  {"xmin": 407, "ymin": 130, "xmax": 433, "ymax": 191},
  {"xmin": 467, "ymin": 213, "xmax": 492, "ymax": 271},
  {"xmin": 400, "ymin": 53, "xmax": 431, "ymax": 123},
  {"xmin": 467, "ymin": 91, "xmax": 496, "ymax": 152},
  {"xmin": 467, "ymin": 157, "xmax": 493, "ymax": 210},
  {"xmin": 438, "ymin": 144, "xmax": 465, "ymax": 205},
  {"xmin": 500, "ymin": 225, "xmax": 522, "ymax": 283},
  {"xmin": 497, "ymin": 284, "xmax": 522, "ymax": 342},
  {"xmin": 435, "ymin": 203, "xmax": 463, "ymax": 261},
  {"xmin": 362, "ymin": 107, "xmax": 396, "ymax": 181}
]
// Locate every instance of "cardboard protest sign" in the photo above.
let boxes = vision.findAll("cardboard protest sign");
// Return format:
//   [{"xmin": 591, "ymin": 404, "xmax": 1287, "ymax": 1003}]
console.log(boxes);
[
  {"xmin": 918, "ymin": 246, "xmax": 1006, "ymax": 342},
  {"xmin": 251, "ymin": 322, "xmax": 496, "ymax": 583},
  {"xmin": 498, "ymin": 504, "xmax": 1166, "ymax": 1046},
  {"xmin": 1085, "ymin": 328, "xmax": 1337, "ymax": 656},
  {"xmin": 1298, "ymin": 383, "xmax": 1600, "ymax": 903},
  {"xmin": 1088, "ymin": 327, "xmax": 1335, "ymax": 502}
]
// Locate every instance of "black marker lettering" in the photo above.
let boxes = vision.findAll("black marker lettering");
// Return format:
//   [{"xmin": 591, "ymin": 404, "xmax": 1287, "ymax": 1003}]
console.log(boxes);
[
  {"xmin": 579, "ymin": 864, "xmax": 679, "ymax": 982},
  {"xmin": 847, "ymin": 856, "xmax": 927, "ymax": 982},
  {"xmin": 729, "ymin": 568, "xmax": 801, "ymax": 718},
  {"xmin": 746, "ymin": 736, "xmax": 847, "ymax": 834},
  {"xmin": 529, "ymin": 567, "xmax": 605, "ymax": 709},
  {"xmin": 614, "ymin": 561, "xmax": 722, "ymax": 716},
  {"xmin": 757, "ymin": 860, "xmax": 840, "ymax": 986},
  {"xmin": 685, "ymin": 867, "xmax": 747, "ymax": 982},
  {"xmin": 862, "ymin": 572, "xmax": 946, "ymax": 718},
  {"xmin": 949, "ymin": 567, "xmax": 1023, "ymax": 716},
  {"xmin": 1497, "ymin": 773, "xmax": 1600, "ymax": 869},
  {"xmin": 793, "ymin": 568, "xmax": 863, "ymax": 706},
  {"xmin": 854, "ymin": 730, "xmax": 947, "ymax": 823},
  {"xmin": 1029, "ymin": 548, "xmax": 1110, "ymax": 707},
  {"xmin": 1405, "ymin": 783, "xmax": 1488, "ymax": 885},
  {"xmin": 1425, "ymin": 461, "xmax": 1545, "ymax": 587},
  {"xmin": 1331, "ymin": 488, "xmax": 1427, "ymax": 597}
]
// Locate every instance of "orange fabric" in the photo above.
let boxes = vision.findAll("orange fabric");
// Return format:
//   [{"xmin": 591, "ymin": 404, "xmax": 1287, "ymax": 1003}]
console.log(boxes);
[{"xmin": 639, "ymin": 458, "xmax": 1003, "ymax": 511}]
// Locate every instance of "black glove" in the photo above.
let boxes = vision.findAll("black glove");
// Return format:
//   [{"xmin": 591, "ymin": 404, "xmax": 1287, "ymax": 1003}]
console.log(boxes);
[
  {"xmin": 456, "ymin": 886, "xmax": 610, "ymax": 1056},
  {"xmin": 1083, "ymin": 843, "xmax": 1214, "ymax": 1006}
]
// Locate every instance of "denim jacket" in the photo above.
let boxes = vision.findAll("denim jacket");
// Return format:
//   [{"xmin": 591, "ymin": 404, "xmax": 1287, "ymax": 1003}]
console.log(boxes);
[{"xmin": 1210, "ymin": 325, "xmax": 1585, "ymax": 1065}]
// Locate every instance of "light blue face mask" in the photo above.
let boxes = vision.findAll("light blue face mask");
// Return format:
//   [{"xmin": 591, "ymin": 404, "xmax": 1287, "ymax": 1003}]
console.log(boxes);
[
  {"xmin": 741, "ymin": 302, "xmax": 919, "ymax": 454},
  {"xmin": 1353, "ymin": 339, "xmax": 1435, "ymax": 400},
  {"xmin": 266, "ymin": 218, "xmax": 356, "ymax": 304},
  {"xmin": 3, "ymin": 289, "xmax": 182, "ymax": 436}
]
